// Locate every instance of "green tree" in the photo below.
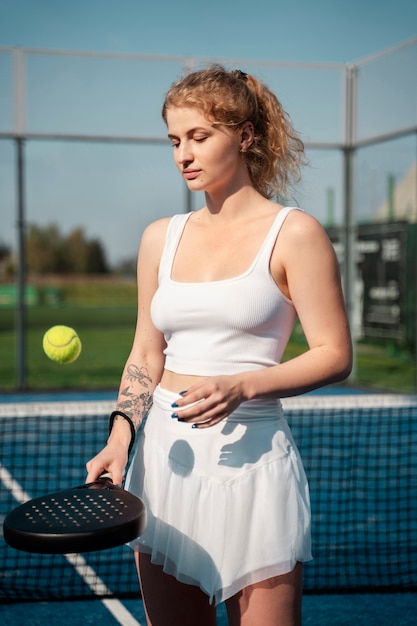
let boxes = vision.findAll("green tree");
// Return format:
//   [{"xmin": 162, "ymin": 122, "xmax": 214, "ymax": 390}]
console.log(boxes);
[
  {"xmin": 26, "ymin": 223, "xmax": 109, "ymax": 274},
  {"xmin": 85, "ymin": 238, "xmax": 108, "ymax": 273},
  {"xmin": 26, "ymin": 223, "xmax": 66, "ymax": 273}
]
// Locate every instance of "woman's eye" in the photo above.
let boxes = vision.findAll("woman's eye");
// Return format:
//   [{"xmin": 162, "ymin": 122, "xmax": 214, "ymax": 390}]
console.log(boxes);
[{"xmin": 194, "ymin": 136, "xmax": 207, "ymax": 143}]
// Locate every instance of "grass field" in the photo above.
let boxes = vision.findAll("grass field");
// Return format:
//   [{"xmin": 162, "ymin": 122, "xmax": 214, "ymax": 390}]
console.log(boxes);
[{"xmin": 0, "ymin": 279, "xmax": 416, "ymax": 394}]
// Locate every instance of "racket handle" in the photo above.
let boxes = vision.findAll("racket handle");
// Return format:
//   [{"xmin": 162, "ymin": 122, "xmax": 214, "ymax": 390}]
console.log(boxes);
[
  {"xmin": 109, "ymin": 411, "xmax": 136, "ymax": 456},
  {"xmin": 98, "ymin": 472, "xmax": 113, "ymax": 482}
]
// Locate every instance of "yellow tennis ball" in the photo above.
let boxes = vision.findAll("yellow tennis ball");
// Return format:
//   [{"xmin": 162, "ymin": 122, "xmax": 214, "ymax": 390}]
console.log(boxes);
[{"xmin": 43, "ymin": 325, "xmax": 82, "ymax": 364}]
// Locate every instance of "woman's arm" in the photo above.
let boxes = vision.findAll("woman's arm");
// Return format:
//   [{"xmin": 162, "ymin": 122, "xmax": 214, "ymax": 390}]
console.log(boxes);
[
  {"xmin": 245, "ymin": 210, "xmax": 352, "ymax": 398},
  {"xmin": 86, "ymin": 219, "xmax": 169, "ymax": 483}
]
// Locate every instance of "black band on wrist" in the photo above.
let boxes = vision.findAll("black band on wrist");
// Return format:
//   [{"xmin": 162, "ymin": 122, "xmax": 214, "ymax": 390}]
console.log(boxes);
[{"xmin": 109, "ymin": 410, "xmax": 136, "ymax": 456}]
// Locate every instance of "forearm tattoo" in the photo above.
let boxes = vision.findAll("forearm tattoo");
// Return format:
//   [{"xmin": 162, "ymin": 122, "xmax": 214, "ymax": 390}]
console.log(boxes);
[{"xmin": 116, "ymin": 364, "xmax": 153, "ymax": 430}]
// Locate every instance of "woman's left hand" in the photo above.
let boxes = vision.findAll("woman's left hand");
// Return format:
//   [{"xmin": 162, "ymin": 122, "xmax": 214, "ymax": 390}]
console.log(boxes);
[{"xmin": 170, "ymin": 375, "xmax": 247, "ymax": 428}]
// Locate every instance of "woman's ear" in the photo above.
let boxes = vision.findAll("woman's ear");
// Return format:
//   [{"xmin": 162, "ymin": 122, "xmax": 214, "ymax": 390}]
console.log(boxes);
[{"xmin": 240, "ymin": 121, "xmax": 254, "ymax": 152}]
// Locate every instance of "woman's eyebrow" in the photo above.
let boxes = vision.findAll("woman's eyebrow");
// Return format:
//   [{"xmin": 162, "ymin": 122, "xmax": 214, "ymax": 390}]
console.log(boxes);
[{"xmin": 167, "ymin": 127, "xmax": 211, "ymax": 139}]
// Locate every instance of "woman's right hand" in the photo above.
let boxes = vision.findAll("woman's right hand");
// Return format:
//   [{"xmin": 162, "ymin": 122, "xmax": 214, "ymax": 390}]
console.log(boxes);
[{"xmin": 85, "ymin": 431, "xmax": 131, "ymax": 486}]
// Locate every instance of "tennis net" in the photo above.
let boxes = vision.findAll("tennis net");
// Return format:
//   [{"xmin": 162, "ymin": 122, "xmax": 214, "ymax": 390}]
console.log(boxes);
[{"xmin": 1, "ymin": 393, "xmax": 416, "ymax": 601}]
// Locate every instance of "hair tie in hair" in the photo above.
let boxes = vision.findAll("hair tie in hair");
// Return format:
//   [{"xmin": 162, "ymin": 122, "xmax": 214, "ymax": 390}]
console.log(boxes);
[{"xmin": 235, "ymin": 70, "xmax": 248, "ymax": 81}]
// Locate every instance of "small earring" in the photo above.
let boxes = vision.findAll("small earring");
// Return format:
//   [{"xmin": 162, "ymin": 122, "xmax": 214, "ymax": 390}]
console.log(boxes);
[{"xmin": 240, "ymin": 148, "xmax": 247, "ymax": 153}]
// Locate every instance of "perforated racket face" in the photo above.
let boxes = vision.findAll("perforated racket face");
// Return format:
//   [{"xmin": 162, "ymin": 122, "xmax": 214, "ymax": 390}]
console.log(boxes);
[
  {"xmin": 21, "ymin": 489, "xmax": 133, "ymax": 531},
  {"xmin": 4, "ymin": 479, "xmax": 147, "ymax": 554}
]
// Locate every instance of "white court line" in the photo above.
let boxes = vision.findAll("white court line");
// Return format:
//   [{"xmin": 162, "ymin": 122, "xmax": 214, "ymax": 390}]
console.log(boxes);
[{"xmin": 0, "ymin": 463, "xmax": 143, "ymax": 626}]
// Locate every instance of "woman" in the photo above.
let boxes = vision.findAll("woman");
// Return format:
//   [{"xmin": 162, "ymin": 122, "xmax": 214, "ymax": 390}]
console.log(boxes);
[{"xmin": 86, "ymin": 66, "xmax": 352, "ymax": 626}]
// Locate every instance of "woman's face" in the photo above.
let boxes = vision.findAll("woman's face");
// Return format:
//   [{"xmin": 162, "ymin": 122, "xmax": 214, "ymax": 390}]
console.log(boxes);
[{"xmin": 166, "ymin": 107, "xmax": 246, "ymax": 196}]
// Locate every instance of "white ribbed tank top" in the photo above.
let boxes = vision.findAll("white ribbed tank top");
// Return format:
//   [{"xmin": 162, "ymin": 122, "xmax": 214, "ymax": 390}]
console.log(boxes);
[{"xmin": 151, "ymin": 207, "xmax": 300, "ymax": 376}]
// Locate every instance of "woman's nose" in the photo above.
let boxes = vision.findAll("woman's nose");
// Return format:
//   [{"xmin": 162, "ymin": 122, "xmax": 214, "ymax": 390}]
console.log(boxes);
[{"xmin": 176, "ymin": 141, "xmax": 193, "ymax": 164}]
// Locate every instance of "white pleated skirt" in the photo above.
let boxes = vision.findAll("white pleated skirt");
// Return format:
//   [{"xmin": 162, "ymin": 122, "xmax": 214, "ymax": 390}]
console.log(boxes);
[{"xmin": 124, "ymin": 385, "xmax": 312, "ymax": 605}]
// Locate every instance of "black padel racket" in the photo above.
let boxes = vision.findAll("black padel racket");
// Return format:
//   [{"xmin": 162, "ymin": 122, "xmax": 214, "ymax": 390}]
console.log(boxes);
[{"xmin": 3, "ymin": 476, "xmax": 146, "ymax": 554}]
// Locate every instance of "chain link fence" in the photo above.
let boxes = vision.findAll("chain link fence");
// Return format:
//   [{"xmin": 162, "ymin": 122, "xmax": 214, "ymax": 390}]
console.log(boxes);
[{"xmin": 0, "ymin": 40, "xmax": 416, "ymax": 390}]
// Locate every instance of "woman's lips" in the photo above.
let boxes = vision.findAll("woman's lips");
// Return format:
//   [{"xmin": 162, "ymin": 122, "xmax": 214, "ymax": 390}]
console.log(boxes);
[{"xmin": 183, "ymin": 169, "xmax": 201, "ymax": 180}]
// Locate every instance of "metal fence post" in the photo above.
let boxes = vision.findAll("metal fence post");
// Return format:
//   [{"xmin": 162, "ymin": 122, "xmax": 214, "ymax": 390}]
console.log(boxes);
[
  {"xmin": 343, "ymin": 64, "xmax": 357, "ymax": 381},
  {"xmin": 13, "ymin": 48, "xmax": 27, "ymax": 390}
]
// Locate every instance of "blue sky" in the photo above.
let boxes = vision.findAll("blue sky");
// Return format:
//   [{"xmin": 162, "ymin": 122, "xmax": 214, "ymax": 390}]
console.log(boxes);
[
  {"xmin": 0, "ymin": 0, "xmax": 416, "ymax": 265},
  {"xmin": 1, "ymin": 0, "xmax": 417, "ymax": 64}
]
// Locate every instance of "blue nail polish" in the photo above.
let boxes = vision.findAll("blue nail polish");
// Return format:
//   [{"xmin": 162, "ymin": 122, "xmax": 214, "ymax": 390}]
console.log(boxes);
[
  {"xmin": 171, "ymin": 402, "xmax": 178, "ymax": 408},
  {"xmin": 179, "ymin": 390, "xmax": 187, "ymax": 396},
  {"xmin": 178, "ymin": 417, "xmax": 185, "ymax": 422},
  {"xmin": 171, "ymin": 413, "xmax": 178, "ymax": 419},
  {"xmin": 192, "ymin": 424, "xmax": 198, "ymax": 429}
]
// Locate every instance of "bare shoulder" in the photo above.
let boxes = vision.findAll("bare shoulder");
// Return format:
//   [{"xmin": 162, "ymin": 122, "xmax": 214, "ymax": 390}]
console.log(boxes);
[
  {"xmin": 139, "ymin": 217, "xmax": 171, "ymax": 255},
  {"xmin": 272, "ymin": 209, "xmax": 341, "ymax": 299},
  {"xmin": 283, "ymin": 208, "xmax": 327, "ymax": 235},
  {"xmin": 273, "ymin": 209, "xmax": 338, "ymax": 283},
  {"xmin": 141, "ymin": 216, "xmax": 171, "ymax": 246},
  {"xmin": 280, "ymin": 209, "xmax": 333, "ymax": 251},
  {"xmin": 137, "ymin": 217, "xmax": 172, "ymax": 272}
]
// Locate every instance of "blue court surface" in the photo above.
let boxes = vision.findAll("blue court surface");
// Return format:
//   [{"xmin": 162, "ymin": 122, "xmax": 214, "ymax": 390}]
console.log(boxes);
[
  {"xmin": 2, "ymin": 592, "xmax": 417, "ymax": 625},
  {"xmin": 1, "ymin": 388, "xmax": 416, "ymax": 624}
]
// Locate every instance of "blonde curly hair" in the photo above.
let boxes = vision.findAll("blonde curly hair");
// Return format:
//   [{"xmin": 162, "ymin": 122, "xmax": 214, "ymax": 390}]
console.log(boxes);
[{"xmin": 162, "ymin": 65, "xmax": 305, "ymax": 200}]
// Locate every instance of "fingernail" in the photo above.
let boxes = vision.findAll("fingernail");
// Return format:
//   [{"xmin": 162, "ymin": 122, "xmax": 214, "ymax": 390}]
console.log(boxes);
[
  {"xmin": 178, "ymin": 417, "xmax": 185, "ymax": 422},
  {"xmin": 179, "ymin": 390, "xmax": 187, "ymax": 396},
  {"xmin": 171, "ymin": 402, "xmax": 178, "ymax": 408},
  {"xmin": 171, "ymin": 413, "xmax": 178, "ymax": 419},
  {"xmin": 192, "ymin": 424, "xmax": 198, "ymax": 429}
]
